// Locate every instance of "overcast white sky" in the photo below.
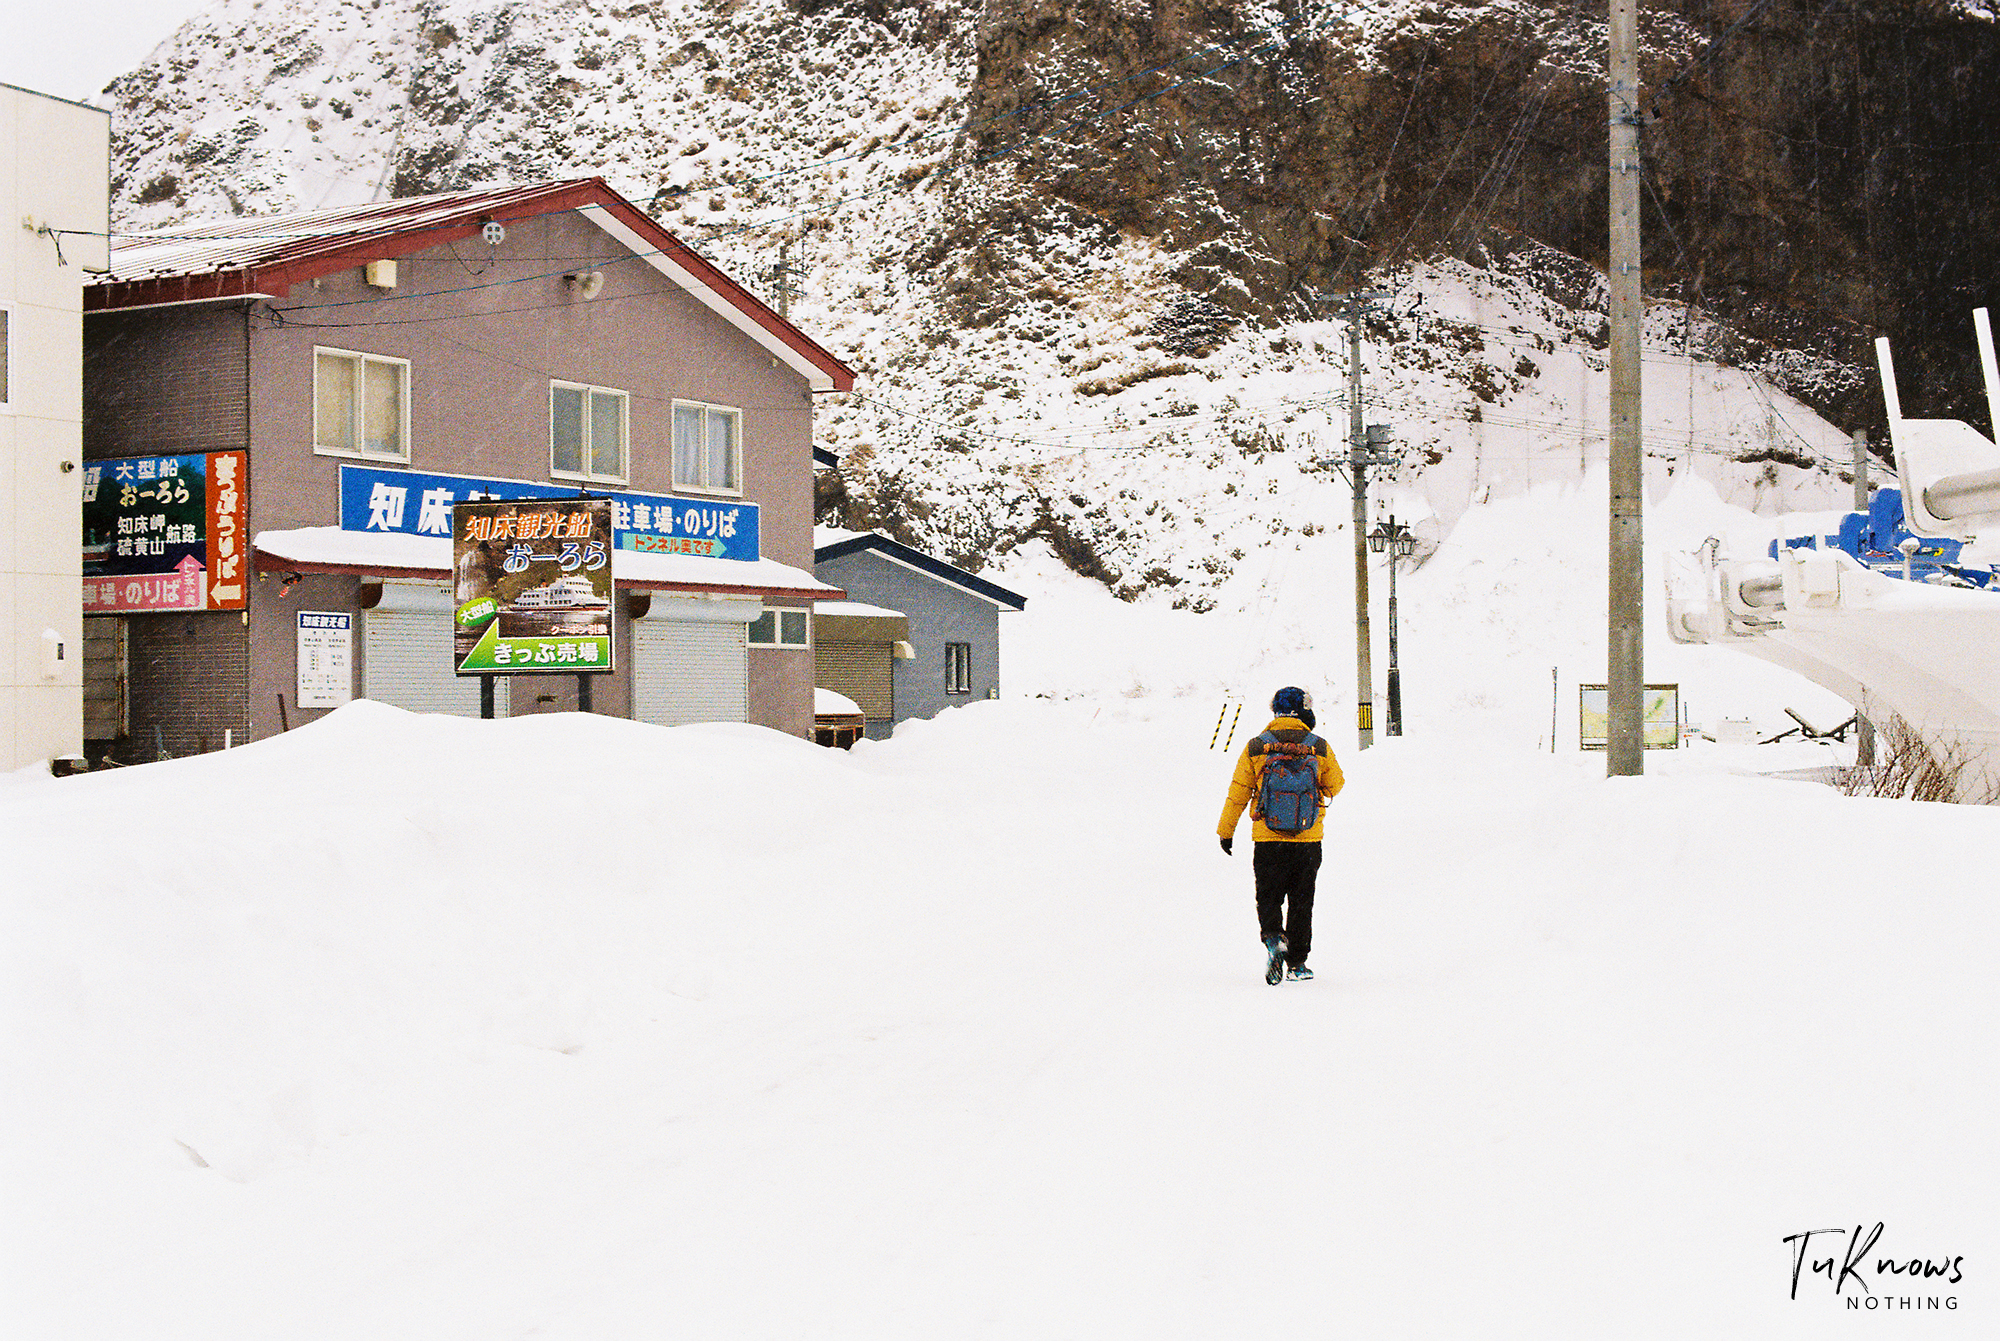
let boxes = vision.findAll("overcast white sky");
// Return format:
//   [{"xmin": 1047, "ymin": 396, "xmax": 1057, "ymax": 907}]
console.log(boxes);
[{"xmin": 2, "ymin": 0, "xmax": 205, "ymax": 105}]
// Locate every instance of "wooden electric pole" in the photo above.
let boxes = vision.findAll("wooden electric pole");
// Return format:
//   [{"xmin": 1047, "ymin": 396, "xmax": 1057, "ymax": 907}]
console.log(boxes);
[
  {"xmin": 1606, "ymin": 0, "xmax": 1645, "ymax": 777},
  {"xmin": 1331, "ymin": 290, "xmax": 1393, "ymax": 751}
]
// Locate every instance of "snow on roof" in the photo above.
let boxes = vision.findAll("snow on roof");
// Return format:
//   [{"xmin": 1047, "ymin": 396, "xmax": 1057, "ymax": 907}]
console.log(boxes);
[
  {"xmin": 253, "ymin": 526, "xmax": 843, "ymax": 601},
  {"xmin": 98, "ymin": 180, "xmax": 585, "ymax": 286},
  {"xmin": 813, "ymin": 600, "xmax": 907, "ymax": 619},
  {"xmin": 813, "ymin": 686, "xmax": 863, "ymax": 717},
  {"xmin": 90, "ymin": 177, "xmax": 854, "ymax": 392}
]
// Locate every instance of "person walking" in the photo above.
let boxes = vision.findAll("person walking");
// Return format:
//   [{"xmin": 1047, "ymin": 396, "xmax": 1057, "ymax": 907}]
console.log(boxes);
[{"xmin": 1216, "ymin": 687, "xmax": 1345, "ymax": 984}]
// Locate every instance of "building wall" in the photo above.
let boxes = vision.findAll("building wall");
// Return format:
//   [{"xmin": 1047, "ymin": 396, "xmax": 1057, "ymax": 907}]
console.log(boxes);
[
  {"xmin": 813, "ymin": 548, "xmax": 1003, "ymax": 740},
  {"xmin": 83, "ymin": 304, "xmax": 249, "ymax": 458},
  {"xmin": 79, "ymin": 304, "xmax": 251, "ymax": 760},
  {"xmin": 84, "ymin": 204, "xmax": 824, "ymax": 747},
  {"xmin": 241, "ymin": 209, "xmax": 818, "ymax": 737},
  {"xmin": 1, "ymin": 84, "xmax": 109, "ymax": 769}
]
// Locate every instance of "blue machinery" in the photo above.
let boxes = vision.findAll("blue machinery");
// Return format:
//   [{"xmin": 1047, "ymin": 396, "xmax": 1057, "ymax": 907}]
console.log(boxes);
[
  {"xmin": 1769, "ymin": 489, "xmax": 1995, "ymax": 590},
  {"xmin": 1668, "ymin": 309, "xmax": 2000, "ymax": 782}
]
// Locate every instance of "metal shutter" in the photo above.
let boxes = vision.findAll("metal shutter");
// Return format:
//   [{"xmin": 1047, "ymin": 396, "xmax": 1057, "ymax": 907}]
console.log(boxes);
[
  {"xmin": 632, "ymin": 620, "xmax": 747, "ymax": 727},
  {"xmin": 83, "ymin": 617, "xmax": 127, "ymax": 739},
  {"xmin": 362, "ymin": 610, "xmax": 508, "ymax": 718},
  {"xmin": 815, "ymin": 642, "xmax": 893, "ymax": 721}
]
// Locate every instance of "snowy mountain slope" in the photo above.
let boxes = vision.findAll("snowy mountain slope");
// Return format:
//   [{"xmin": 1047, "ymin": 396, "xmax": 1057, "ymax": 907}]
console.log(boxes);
[
  {"xmin": 96, "ymin": 0, "xmax": 1994, "ymax": 605},
  {"xmin": 4, "ymin": 688, "xmax": 1992, "ymax": 1337}
]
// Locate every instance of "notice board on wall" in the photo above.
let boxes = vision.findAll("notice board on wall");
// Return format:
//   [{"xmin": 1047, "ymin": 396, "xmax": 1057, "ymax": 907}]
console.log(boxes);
[{"xmin": 296, "ymin": 611, "xmax": 353, "ymax": 710}]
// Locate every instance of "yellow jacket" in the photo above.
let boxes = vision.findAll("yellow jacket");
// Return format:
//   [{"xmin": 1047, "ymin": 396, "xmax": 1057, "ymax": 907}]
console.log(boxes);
[{"xmin": 1216, "ymin": 716, "xmax": 1345, "ymax": 843}]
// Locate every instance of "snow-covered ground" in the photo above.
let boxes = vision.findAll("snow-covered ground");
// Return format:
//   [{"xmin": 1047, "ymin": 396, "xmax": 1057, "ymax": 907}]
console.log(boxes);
[{"xmin": 4, "ymin": 482, "xmax": 1993, "ymax": 1338}]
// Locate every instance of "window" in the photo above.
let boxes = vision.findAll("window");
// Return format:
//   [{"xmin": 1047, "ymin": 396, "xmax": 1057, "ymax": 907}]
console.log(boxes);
[
  {"xmin": 672, "ymin": 401, "xmax": 742, "ymax": 494},
  {"xmin": 748, "ymin": 608, "xmax": 809, "ymax": 648},
  {"xmin": 945, "ymin": 642, "xmax": 972, "ymax": 695},
  {"xmin": 551, "ymin": 381, "xmax": 628, "ymax": 483},
  {"xmin": 314, "ymin": 347, "xmax": 409, "ymax": 460}
]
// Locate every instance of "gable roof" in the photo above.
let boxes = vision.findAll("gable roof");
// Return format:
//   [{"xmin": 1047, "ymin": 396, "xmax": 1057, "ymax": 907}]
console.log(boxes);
[
  {"xmin": 87, "ymin": 178, "xmax": 855, "ymax": 392},
  {"xmin": 813, "ymin": 527, "xmax": 1027, "ymax": 611}
]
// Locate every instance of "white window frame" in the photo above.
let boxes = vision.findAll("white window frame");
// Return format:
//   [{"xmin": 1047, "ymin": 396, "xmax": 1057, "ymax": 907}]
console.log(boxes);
[
  {"xmin": 313, "ymin": 345, "xmax": 411, "ymax": 461},
  {"xmin": 550, "ymin": 380, "xmax": 630, "ymax": 485},
  {"xmin": 748, "ymin": 607, "xmax": 810, "ymax": 649},
  {"xmin": 671, "ymin": 399, "xmax": 744, "ymax": 497},
  {"xmin": 0, "ymin": 302, "xmax": 15, "ymax": 413}
]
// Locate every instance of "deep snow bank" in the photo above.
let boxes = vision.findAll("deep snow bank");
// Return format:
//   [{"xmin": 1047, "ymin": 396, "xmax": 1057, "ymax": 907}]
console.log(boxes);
[{"xmin": 3, "ymin": 694, "xmax": 1995, "ymax": 1338}]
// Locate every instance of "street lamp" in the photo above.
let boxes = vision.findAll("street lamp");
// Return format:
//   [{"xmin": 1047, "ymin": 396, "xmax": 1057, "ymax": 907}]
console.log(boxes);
[{"xmin": 1367, "ymin": 515, "xmax": 1419, "ymax": 737}]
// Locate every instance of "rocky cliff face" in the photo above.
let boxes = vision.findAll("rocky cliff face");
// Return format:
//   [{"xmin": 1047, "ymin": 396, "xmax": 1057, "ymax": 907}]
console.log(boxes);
[
  {"xmin": 99, "ymin": 0, "xmax": 2000, "ymax": 595},
  {"xmin": 946, "ymin": 0, "xmax": 2000, "ymax": 425}
]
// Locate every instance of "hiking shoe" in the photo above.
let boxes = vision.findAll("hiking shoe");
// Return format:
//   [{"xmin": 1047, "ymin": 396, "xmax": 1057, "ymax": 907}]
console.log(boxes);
[
  {"xmin": 1264, "ymin": 937, "xmax": 1286, "ymax": 986},
  {"xmin": 1285, "ymin": 964, "xmax": 1314, "ymax": 981}
]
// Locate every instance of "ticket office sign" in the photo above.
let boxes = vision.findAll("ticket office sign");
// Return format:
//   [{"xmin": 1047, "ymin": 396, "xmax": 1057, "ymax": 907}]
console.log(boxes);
[
  {"xmin": 81, "ymin": 451, "xmax": 249, "ymax": 612},
  {"xmin": 451, "ymin": 498, "xmax": 614, "ymax": 675},
  {"xmin": 296, "ymin": 611, "xmax": 353, "ymax": 709},
  {"xmin": 342, "ymin": 465, "xmax": 758, "ymax": 563}
]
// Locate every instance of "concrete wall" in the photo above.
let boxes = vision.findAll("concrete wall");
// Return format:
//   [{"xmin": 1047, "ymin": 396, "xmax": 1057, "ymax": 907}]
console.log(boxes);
[
  {"xmin": 84, "ymin": 204, "xmax": 823, "ymax": 746},
  {"xmin": 813, "ymin": 547, "xmax": 1004, "ymax": 741},
  {"xmin": 1, "ymin": 83, "xmax": 109, "ymax": 769}
]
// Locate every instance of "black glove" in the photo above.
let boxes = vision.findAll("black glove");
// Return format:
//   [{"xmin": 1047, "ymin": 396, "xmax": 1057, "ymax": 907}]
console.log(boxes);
[{"xmin": 1219, "ymin": 836, "xmax": 1233, "ymax": 856}]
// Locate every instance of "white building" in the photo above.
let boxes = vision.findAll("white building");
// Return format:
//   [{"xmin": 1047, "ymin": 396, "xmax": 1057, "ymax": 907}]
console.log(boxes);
[{"xmin": 1, "ymin": 83, "xmax": 109, "ymax": 770}]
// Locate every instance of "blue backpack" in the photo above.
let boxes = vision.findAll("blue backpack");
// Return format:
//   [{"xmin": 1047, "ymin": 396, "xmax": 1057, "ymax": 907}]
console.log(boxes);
[{"xmin": 1252, "ymin": 732, "xmax": 1323, "ymax": 834}]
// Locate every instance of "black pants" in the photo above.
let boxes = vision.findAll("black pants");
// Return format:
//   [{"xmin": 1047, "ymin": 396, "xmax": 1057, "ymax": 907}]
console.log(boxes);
[{"xmin": 1252, "ymin": 841, "xmax": 1320, "ymax": 967}]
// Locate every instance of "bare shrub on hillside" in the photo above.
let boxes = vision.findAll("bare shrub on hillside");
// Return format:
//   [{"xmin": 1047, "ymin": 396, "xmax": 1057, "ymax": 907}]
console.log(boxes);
[{"xmin": 1837, "ymin": 717, "xmax": 2000, "ymax": 805}]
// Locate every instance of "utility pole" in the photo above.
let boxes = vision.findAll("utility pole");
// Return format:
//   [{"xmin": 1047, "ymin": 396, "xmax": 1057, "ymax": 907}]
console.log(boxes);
[
  {"xmin": 1330, "ymin": 290, "xmax": 1394, "ymax": 750},
  {"xmin": 1852, "ymin": 427, "xmax": 1876, "ymax": 766},
  {"xmin": 771, "ymin": 240, "xmax": 799, "ymax": 319},
  {"xmin": 1606, "ymin": 0, "xmax": 1645, "ymax": 777}
]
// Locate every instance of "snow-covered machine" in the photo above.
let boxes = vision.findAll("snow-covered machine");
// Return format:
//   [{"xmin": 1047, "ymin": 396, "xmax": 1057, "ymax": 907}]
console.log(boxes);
[{"xmin": 1667, "ymin": 310, "xmax": 2000, "ymax": 783}]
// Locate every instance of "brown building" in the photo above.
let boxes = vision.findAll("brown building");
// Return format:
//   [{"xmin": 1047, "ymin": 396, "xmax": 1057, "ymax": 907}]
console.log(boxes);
[{"xmin": 81, "ymin": 179, "xmax": 852, "ymax": 762}]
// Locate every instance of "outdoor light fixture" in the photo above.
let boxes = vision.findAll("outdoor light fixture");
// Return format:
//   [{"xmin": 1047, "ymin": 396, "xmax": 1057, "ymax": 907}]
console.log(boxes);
[
  {"xmin": 481, "ymin": 219, "xmax": 506, "ymax": 247},
  {"xmin": 1367, "ymin": 516, "xmax": 1418, "ymax": 736},
  {"xmin": 564, "ymin": 270, "xmax": 605, "ymax": 299},
  {"xmin": 1367, "ymin": 518, "xmax": 1417, "ymax": 558}
]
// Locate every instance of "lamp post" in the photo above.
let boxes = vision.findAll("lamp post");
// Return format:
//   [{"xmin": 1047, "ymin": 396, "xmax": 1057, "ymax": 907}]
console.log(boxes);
[{"xmin": 1368, "ymin": 514, "xmax": 1418, "ymax": 737}]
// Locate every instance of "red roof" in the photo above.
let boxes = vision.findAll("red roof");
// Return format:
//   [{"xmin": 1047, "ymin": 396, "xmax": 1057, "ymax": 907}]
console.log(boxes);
[{"xmin": 88, "ymin": 178, "xmax": 855, "ymax": 391}]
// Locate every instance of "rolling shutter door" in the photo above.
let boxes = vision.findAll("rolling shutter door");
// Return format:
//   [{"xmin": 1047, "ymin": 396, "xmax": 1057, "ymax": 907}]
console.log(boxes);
[
  {"xmin": 816, "ymin": 642, "xmax": 892, "ymax": 721},
  {"xmin": 633, "ymin": 620, "xmax": 747, "ymax": 726},
  {"xmin": 362, "ymin": 585, "xmax": 507, "ymax": 718},
  {"xmin": 83, "ymin": 617, "xmax": 127, "ymax": 740}
]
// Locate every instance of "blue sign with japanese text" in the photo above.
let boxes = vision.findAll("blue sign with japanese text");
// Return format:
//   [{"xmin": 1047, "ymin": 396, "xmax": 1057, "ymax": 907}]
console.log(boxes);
[{"xmin": 338, "ymin": 465, "xmax": 759, "ymax": 563}]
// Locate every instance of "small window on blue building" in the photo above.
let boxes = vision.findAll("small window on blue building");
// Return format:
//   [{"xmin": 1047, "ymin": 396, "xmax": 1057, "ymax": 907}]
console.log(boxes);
[{"xmin": 945, "ymin": 642, "xmax": 972, "ymax": 694}]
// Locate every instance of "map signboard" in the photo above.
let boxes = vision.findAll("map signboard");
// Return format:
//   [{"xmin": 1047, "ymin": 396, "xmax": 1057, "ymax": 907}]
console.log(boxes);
[
  {"xmin": 451, "ymin": 498, "xmax": 614, "ymax": 676},
  {"xmin": 341, "ymin": 465, "xmax": 756, "ymax": 563},
  {"xmin": 81, "ymin": 451, "xmax": 248, "ymax": 612},
  {"xmin": 1578, "ymin": 684, "xmax": 1681, "ymax": 750}
]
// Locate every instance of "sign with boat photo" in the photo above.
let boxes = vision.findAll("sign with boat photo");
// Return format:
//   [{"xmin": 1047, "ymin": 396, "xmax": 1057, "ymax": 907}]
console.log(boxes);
[{"xmin": 451, "ymin": 498, "xmax": 614, "ymax": 675}]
